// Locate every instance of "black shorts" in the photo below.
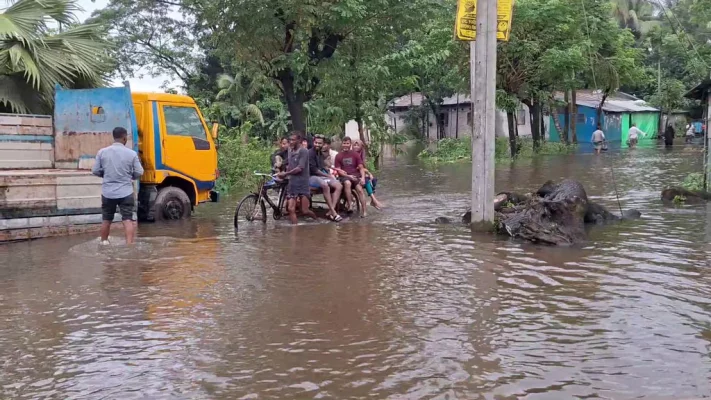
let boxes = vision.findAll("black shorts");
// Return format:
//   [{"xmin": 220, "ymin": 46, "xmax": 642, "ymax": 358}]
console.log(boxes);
[{"xmin": 101, "ymin": 195, "xmax": 136, "ymax": 221}]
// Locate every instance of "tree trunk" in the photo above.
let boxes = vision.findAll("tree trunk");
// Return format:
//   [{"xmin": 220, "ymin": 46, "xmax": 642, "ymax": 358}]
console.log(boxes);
[
  {"xmin": 571, "ymin": 88, "xmax": 578, "ymax": 144},
  {"xmin": 507, "ymin": 111, "xmax": 518, "ymax": 157},
  {"xmin": 354, "ymin": 86, "xmax": 365, "ymax": 141},
  {"xmin": 563, "ymin": 90, "xmax": 570, "ymax": 144},
  {"xmin": 455, "ymin": 94, "xmax": 460, "ymax": 139},
  {"xmin": 531, "ymin": 101, "xmax": 542, "ymax": 150},
  {"xmin": 279, "ymin": 72, "xmax": 306, "ymax": 132},
  {"xmin": 596, "ymin": 91, "xmax": 609, "ymax": 127},
  {"xmin": 421, "ymin": 107, "xmax": 426, "ymax": 139},
  {"xmin": 351, "ymin": 42, "xmax": 365, "ymax": 142}
]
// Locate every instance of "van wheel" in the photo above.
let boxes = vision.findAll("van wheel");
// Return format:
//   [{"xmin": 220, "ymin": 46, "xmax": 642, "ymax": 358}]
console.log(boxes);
[{"xmin": 154, "ymin": 187, "xmax": 191, "ymax": 220}]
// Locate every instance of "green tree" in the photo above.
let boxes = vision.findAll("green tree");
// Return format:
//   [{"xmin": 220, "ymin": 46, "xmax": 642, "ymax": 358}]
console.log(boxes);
[
  {"xmin": 0, "ymin": 0, "xmax": 110, "ymax": 113},
  {"xmin": 88, "ymin": 0, "xmax": 198, "ymax": 85}
]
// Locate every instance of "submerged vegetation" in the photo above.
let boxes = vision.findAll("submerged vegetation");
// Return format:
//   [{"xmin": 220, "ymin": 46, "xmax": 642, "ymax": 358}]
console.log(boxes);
[
  {"xmin": 681, "ymin": 173, "xmax": 704, "ymax": 192},
  {"xmin": 418, "ymin": 137, "xmax": 576, "ymax": 164}
]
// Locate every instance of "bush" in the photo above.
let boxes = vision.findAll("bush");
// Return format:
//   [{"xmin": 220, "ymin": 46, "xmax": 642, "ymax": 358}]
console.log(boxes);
[
  {"xmin": 418, "ymin": 137, "xmax": 575, "ymax": 164},
  {"xmin": 217, "ymin": 135, "xmax": 273, "ymax": 191}
]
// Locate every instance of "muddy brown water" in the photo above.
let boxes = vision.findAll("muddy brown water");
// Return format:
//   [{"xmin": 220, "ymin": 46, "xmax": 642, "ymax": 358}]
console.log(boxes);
[{"xmin": 2, "ymin": 147, "xmax": 711, "ymax": 399}]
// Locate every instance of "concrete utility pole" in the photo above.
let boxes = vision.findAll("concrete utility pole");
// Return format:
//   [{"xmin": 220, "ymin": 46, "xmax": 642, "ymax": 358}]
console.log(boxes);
[{"xmin": 470, "ymin": 0, "xmax": 497, "ymax": 229}]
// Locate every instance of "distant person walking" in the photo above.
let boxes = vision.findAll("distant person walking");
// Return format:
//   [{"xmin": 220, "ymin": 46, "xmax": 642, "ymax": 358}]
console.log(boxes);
[
  {"xmin": 685, "ymin": 124, "xmax": 695, "ymax": 143},
  {"xmin": 627, "ymin": 123, "xmax": 645, "ymax": 148},
  {"xmin": 92, "ymin": 127, "xmax": 144, "ymax": 245},
  {"xmin": 591, "ymin": 124, "xmax": 606, "ymax": 155},
  {"xmin": 664, "ymin": 124, "xmax": 675, "ymax": 148}
]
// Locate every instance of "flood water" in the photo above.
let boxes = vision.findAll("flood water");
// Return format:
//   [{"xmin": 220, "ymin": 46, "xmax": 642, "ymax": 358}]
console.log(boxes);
[{"xmin": 2, "ymin": 145, "xmax": 711, "ymax": 399}]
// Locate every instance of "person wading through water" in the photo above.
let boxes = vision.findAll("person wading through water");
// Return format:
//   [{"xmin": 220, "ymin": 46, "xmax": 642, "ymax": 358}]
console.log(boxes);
[
  {"xmin": 664, "ymin": 124, "xmax": 675, "ymax": 148},
  {"xmin": 92, "ymin": 127, "xmax": 144, "ymax": 245}
]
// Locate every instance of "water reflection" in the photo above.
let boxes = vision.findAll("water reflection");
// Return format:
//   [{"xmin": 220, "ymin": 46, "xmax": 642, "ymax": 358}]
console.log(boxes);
[{"xmin": 1, "ymin": 147, "xmax": 711, "ymax": 398}]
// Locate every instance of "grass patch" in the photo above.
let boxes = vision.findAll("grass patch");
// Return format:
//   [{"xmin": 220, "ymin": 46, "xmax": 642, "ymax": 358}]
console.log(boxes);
[{"xmin": 418, "ymin": 137, "xmax": 576, "ymax": 164}]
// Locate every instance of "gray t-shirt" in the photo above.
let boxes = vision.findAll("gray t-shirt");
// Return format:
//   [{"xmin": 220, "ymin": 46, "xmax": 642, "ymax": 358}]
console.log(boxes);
[
  {"xmin": 91, "ymin": 142, "xmax": 144, "ymax": 199},
  {"xmin": 287, "ymin": 147, "xmax": 310, "ymax": 195}
]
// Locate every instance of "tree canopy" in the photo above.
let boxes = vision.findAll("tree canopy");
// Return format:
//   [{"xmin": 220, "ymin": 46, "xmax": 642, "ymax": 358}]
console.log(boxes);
[{"xmin": 91, "ymin": 0, "xmax": 710, "ymax": 143}]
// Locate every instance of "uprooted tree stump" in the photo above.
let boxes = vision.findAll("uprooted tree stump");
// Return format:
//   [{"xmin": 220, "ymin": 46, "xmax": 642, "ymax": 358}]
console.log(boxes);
[
  {"xmin": 460, "ymin": 179, "xmax": 641, "ymax": 245},
  {"xmin": 661, "ymin": 187, "xmax": 711, "ymax": 205}
]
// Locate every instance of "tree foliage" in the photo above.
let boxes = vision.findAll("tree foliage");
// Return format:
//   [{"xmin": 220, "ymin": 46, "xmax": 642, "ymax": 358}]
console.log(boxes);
[
  {"xmin": 93, "ymin": 0, "xmax": 710, "ymax": 156},
  {"xmin": 0, "ymin": 0, "xmax": 111, "ymax": 113}
]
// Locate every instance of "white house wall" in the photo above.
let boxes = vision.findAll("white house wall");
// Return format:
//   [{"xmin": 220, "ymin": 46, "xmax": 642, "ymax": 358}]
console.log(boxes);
[{"xmin": 386, "ymin": 102, "xmax": 542, "ymax": 140}]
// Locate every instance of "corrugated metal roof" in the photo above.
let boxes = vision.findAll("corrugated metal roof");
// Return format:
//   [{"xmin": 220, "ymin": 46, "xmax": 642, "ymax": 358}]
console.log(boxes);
[
  {"xmin": 573, "ymin": 99, "xmax": 658, "ymax": 112},
  {"xmin": 389, "ymin": 93, "xmax": 472, "ymax": 108},
  {"xmin": 389, "ymin": 90, "xmax": 657, "ymax": 113},
  {"xmin": 554, "ymin": 89, "xmax": 641, "ymax": 102},
  {"xmin": 554, "ymin": 90, "xmax": 657, "ymax": 113}
]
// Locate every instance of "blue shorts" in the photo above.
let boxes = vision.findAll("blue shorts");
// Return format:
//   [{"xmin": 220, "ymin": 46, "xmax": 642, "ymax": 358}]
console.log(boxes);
[{"xmin": 310, "ymin": 176, "xmax": 337, "ymax": 188}]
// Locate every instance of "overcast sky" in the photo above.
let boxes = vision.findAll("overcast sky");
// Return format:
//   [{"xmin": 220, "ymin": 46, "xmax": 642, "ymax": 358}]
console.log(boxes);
[{"xmin": 77, "ymin": 0, "xmax": 172, "ymax": 92}]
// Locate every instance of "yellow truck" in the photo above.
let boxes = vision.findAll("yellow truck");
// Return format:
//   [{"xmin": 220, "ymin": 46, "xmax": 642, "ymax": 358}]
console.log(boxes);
[{"xmin": 0, "ymin": 83, "xmax": 219, "ymax": 242}]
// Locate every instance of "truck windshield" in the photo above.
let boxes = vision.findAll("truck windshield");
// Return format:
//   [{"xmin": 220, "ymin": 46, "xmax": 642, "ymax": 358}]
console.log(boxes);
[{"xmin": 164, "ymin": 106, "xmax": 207, "ymax": 140}]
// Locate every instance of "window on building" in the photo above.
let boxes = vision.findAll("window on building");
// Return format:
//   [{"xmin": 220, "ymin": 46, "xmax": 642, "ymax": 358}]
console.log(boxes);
[
  {"xmin": 576, "ymin": 113, "xmax": 586, "ymax": 124},
  {"xmin": 516, "ymin": 107, "xmax": 526, "ymax": 125},
  {"xmin": 438, "ymin": 112, "xmax": 449, "ymax": 127},
  {"xmin": 163, "ymin": 106, "xmax": 207, "ymax": 139},
  {"xmin": 467, "ymin": 112, "xmax": 472, "ymax": 126}
]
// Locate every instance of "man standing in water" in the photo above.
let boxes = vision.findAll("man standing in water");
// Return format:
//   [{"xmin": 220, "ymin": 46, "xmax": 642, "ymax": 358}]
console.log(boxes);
[
  {"xmin": 591, "ymin": 124, "xmax": 606, "ymax": 154},
  {"xmin": 92, "ymin": 127, "xmax": 144, "ymax": 245},
  {"xmin": 277, "ymin": 132, "xmax": 318, "ymax": 224},
  {"xmin": 627, "ymin": 123, "xmax": 645, "ymax": 148}
]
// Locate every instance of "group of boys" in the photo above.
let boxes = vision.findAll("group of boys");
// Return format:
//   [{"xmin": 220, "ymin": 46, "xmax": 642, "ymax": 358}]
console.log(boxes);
[{"xmin": 271, "ymin": 132, "xmax": 367, "ymax": 224}]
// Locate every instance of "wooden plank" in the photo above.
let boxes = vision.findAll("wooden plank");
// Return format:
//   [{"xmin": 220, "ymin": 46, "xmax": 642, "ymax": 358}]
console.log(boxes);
[
  {"xmin": 0, "ymin": 141, "xmax": 54, "ymax": 170},
  {"xmin": 56, "ymin": 175, "xmax": 102, "ymax": 210},
  {"xmin": 0, "ymin": 125, "xmax": 53, "ymax": 135},
  {"xmin": 0, "ymin": 175, "xmax": 57, "ymax": 212},
  {"xmin": 0, "ymin": 114, "xmax": 52, "ymax": 127}
]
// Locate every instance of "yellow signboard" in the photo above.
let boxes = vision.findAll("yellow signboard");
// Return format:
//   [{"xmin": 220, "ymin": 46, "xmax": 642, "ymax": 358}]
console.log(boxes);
[{"xmin": 455, "ymin": 0, "xmax": 514, "ymax": 42}]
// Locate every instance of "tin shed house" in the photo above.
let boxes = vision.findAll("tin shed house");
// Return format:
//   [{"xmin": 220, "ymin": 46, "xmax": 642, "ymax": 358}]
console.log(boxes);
[{"xmin": 549, "ymin": 90, "xmax": 660, "ymax": 148}]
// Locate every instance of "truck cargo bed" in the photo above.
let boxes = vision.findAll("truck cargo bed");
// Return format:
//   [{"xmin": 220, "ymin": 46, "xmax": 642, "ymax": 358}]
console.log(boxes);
[{"xmin": 0, "ymin": 169, "xmax": 112, "ymax": 242}]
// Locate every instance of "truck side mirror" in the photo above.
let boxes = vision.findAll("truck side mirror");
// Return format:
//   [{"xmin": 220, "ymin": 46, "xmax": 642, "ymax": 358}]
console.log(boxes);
[{"xmin": 211, "ymin": 123, "xmax": 219, "ymax": 140}]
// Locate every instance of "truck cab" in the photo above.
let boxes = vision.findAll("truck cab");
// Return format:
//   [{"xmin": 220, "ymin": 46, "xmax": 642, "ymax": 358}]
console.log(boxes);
[{"xmin": 131, "ymin": 92, "xmax": 219, "ymax": 221}]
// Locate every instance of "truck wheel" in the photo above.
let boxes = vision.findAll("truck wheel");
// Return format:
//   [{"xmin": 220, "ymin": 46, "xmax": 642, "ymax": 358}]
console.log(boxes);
[{"xmin": 154, "ymin": 186, "xmax": 191, "ymax": 221}]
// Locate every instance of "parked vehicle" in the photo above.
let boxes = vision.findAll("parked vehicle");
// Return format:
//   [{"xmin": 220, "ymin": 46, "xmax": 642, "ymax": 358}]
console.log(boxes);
[{"xmin": 0, "ymin": 82, "xmax": 219, "ymax": 242}]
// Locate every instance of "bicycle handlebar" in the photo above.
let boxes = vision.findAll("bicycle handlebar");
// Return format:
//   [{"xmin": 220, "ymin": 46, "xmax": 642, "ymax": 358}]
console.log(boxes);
[{"xmin": 253, "ymin": 170, "xmax": 276, "ymax": 177}]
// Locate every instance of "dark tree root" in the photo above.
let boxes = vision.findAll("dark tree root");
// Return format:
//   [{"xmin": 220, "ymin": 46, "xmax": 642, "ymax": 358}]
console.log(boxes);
[
  {"xmin": 661, "ymin": 187, "xmax": 711, "ymax": 205},
  {"xmin": 446, "ymin": 180, "xmax": 642, "ymax": 245}
]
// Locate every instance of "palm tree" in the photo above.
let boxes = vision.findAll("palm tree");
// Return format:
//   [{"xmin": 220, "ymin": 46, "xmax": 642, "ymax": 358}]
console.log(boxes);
[
  {"xmin": 215, "ymin": 72, "xmax": 266, "ymax": 126},
  {"xmin": 611, "ymin": 0, "xmax": 660, "ymax": 36},
  {"xmin": 0, "ymin": 0, "xmax": 110, "ymax": 114}
]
